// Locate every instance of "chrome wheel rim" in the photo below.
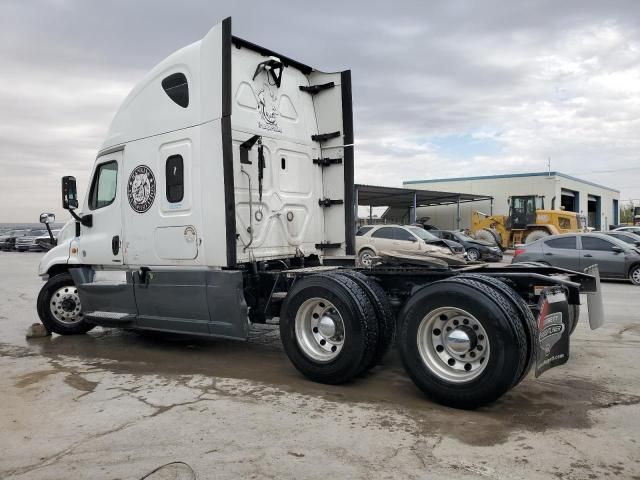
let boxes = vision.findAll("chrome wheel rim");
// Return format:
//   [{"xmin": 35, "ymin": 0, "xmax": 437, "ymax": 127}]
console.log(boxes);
[
  {"xmin": 467, "ymin": 249, "xmax": 479, "ymax": 261},
  {"xmin": 632, "ymin": 268, "xmax": 640, "ymax": 284},
  {"xmin": 295, "ymin": 297, "xmax": 345, "ymax": 362},
  {"xmin": 49, "ymin": 285, "xmax": 83, "ymax": 325},
  {"xmin": 417, "ymin": 307, "xmax": 490, "ymax": 383},
  {"xmin": 360, "ymin": 251, "xmax": 373, "ymax": 267}
]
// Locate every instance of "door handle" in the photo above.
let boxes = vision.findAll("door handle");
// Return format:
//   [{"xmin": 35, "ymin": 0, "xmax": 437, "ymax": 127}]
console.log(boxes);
[
  {"xmin": 138, "ymin": 267, "xmax": 151, "ymax": 287},
  {"xmin": 544, "ymin": 253, "xmax": 553, "ymax": 256},
  {"xmin": 583, "ymin": 254, "xmax": 593, "ymax": 258},
  {"xmin": 112, "ymin": 235, "xmax": 120, "ymax": 255}
]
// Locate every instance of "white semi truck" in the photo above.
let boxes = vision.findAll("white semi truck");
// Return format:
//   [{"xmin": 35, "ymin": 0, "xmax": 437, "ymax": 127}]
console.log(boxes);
[{"xmin": 36, "ymin": 18, "xmax": 604, "ymax": 409}]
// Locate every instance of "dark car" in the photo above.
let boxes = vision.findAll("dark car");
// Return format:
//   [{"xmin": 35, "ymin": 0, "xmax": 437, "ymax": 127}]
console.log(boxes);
[
  {"xmin": 431, "ymin": 230, "xmax": 503, "ymax": 262},
  {"xmin": 410, "ymin": 225, "xmax": 466, "ymax": 255},
  {"xmin": 0, "ymin": 229, "xmax": 29, "ymax": 251},
  {"xmin": 513, "ymin": 233, "xmax": 640, "ymax": 285}
]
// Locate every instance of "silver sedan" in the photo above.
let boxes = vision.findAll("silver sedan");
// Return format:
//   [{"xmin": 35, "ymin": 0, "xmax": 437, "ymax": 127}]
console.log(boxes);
[{"xmin": 513, "ymin": 232, "xmax": 640, "ymax": 285}]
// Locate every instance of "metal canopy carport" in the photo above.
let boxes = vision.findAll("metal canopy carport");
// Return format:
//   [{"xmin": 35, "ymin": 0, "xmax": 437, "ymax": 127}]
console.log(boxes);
[{"xmin": 354, "ymin": 184, "xmax": 493, "ymax": 229}]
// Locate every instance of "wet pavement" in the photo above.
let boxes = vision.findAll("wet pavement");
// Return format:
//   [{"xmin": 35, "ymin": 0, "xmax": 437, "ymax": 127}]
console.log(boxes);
[{"xmin": 1, "ymin": 252, "xmax": 639, "ymax": 479}]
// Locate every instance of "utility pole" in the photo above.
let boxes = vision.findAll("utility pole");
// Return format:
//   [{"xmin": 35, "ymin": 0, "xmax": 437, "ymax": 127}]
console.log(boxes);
[{"xmin": 547, "ymin": 157, "xmax": 551, "ymax": 176}]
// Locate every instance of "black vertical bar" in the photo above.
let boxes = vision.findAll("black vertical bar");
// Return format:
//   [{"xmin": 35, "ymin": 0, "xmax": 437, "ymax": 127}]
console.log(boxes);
[
  {"xmin": 221, "ymin": 17, "xmax": 236, "ymax": 267},
  {"xmin": 341, "ymin": 70, "xmax": 355, "ymax": 255}
]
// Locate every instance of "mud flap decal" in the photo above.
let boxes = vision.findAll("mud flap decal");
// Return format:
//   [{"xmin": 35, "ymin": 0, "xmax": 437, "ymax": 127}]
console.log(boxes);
[{"xmin": 535, "ymin": 287, "xmax": 570, "ymax": 377}]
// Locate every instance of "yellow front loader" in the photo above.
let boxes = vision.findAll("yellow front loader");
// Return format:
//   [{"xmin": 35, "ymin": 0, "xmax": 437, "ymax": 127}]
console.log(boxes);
[{"xmin": 471, "ymin": 195, "xmax": 583, "ymax": 249}]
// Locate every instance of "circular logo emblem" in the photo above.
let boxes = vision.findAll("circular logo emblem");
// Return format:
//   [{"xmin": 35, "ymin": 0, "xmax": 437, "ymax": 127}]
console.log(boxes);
[{"xmin": 127, "ymin": 165, "xmax": 156, "ymax": 213}]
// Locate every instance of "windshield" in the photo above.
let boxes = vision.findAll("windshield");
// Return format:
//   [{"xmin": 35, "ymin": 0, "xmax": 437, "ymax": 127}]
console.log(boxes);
[
  {"xmin": 29, "ymin": 229, "xmax": 47, "ymax": 236},
  {"xmin": 454, "ymin": 232, "xmax": 475, "ymax": 242},
  {"xmin": 408, "ymin": 227, "xmax": 439, "ymax": 241}
]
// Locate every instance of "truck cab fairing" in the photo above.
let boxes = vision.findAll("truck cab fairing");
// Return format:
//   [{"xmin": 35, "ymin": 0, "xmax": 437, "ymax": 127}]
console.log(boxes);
[{"xmin": 90, "ymin": 17, "xmax": 353, "ymax": 270}]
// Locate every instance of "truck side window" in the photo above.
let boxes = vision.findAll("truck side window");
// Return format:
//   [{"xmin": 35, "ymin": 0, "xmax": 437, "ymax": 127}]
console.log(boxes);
[
  {"xmin": 88, "ymin": 161, "xmax": 118, "ymax": 210},
  {"xmin": 165, "ymin": 155, "xmax": 184, "ymax": 203},
  {"xmin": 162, "ymin": 73, "xmax": 189, "ymax": 108}
]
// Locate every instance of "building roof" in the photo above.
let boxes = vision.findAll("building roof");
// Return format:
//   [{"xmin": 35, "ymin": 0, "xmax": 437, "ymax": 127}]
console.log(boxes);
[
  {"xmin": 355, "ymin": 184, "xmax": 492, "ymax": 207},
  {"xmin": 403, "ymin": 171, "xmax": 619, "ymax": 193}
]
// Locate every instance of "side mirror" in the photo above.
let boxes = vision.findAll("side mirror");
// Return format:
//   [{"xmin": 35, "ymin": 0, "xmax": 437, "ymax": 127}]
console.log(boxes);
[
  {"xmin": 40, "ymin": 213, "xmax": 55, "ymax": 224},
  {"xmin": 62, "ymin": 176, "xmax": 79, "ymax": 210},
  {"xmin": 612, "ymin": 246, "xmax": 624, "ymax": 253}
]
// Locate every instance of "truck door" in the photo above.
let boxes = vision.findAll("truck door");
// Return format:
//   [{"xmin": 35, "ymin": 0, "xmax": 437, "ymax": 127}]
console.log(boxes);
[
  {"xmin": 579, "ymin": 235, "xmax": 625, "ymax": 277},
  {"xmin": 72, "ymin": 150, "xmax": 138, "ymax": 323},
  {"xmin": 80, "ymin": 151, "xmax": 124, "ymax": 266}
]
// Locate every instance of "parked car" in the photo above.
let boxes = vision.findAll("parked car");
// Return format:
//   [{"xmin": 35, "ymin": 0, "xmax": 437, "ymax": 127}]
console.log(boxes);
[
  {"xmin": 15, "ymin": 229, "xmax": 49, "ymax": 252},
  {"xmin": 431, "ymin": 230, "xmax": 503, "ymax": 262},
  {"xmin": 606, "ymin": 231, "xmax": 640, "ymax": 247},
  {"xmin": 412, "ymin": 225, "xmax": 467, "ymax": 254},
  {"xmin": 0, "ymin": 229, "xmax": 29, "ymax": 251},
  {"xmin": 512, "ymin": 233, "xmax": 640, "ymax": 285},
  {"xmin": 613, "ymin": 226, "xmax": 640, "ymax": 236},
  {"xmin": 355, "ymin": 224, "xmax": 466, "ymax": 267},
  {"xmin": 31, "ymin": 230, "xmax": 60, "ymax": 251}
]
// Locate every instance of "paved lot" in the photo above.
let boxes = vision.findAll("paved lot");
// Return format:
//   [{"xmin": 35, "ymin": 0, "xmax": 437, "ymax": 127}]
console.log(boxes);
[{"xmin": 1, "ymin": 252, "xmax": 639, "ymax": 479}]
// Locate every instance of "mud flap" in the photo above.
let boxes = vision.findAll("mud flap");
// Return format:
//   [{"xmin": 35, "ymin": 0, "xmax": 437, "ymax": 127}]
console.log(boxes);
[
  {"xmin": 535, "ymin": 287, "xmax": 570, "ymax": 377},
  {"xmin": 584, "ymin": 264, "xmax": 605, "ymax": 330}
]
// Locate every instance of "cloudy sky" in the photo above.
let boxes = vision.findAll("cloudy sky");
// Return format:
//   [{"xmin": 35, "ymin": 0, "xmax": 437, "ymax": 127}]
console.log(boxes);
[{"xmin": 2, "ymin": 0, "xmax": 640, "ymax": 222}]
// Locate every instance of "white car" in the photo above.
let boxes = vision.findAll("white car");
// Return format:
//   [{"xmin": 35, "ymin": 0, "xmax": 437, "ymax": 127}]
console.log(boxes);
[
  {"xmin": 613, "ymin": 226, "xmax": 640, "ymax": 237},
  {"xmin": 355, "ymin": 224, "xmax": 466, "ymax": 266}
]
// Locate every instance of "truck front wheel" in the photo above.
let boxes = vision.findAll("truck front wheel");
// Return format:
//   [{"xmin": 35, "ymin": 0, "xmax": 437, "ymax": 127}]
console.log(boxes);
[
  {"xmin": 37, "ymin": 272, "xmax": 94, "ymax": 335},
  {"xmin": 279, "ymin": 274, "xmax": 378, "ymax": 384}
]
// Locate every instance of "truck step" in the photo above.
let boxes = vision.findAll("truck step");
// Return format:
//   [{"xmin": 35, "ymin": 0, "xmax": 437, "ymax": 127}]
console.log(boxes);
[
  {"xmin": 318, "ymin": 198, "xmax": 344, "ymax": 208},
  {"xmin": 299, "ymin": 82, "xmax": 335, "ymax": 94},
  {"xmin": 315, "ymin": 242, "xmax": 341, "ymax": 250},
  {"xmin": 313, "ymin": 157, "xmax": 342, "ymax": 167},
  {"xmin": 311, "ymin": 131, "xmax": 340, "ymax": 142}
]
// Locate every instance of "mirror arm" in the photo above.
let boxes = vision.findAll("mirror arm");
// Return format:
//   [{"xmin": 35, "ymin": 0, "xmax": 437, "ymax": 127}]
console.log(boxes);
[
  {"xmin": 68, "ymin": 209, "xmax": 93, "ymax": 228},
  {"xmin": 45, "ymin": 223, "xmax": 55, "ymax": 244}
]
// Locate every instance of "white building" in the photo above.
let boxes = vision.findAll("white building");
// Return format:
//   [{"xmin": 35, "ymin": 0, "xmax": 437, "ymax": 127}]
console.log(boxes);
[{"xmin": 404, "ymin": 172, "xmax": 620, "ymax": 231}]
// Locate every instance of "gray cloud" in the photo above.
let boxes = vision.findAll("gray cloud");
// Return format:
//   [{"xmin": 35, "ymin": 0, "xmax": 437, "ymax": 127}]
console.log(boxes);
[{"xmin": 2, "ymin": 0, "xmax": 640, "ymax": 222}]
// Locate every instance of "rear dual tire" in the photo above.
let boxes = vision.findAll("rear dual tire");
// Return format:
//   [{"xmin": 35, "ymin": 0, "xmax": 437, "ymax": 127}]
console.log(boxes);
[
  {"xmin": 279, "ymin": 273, "xmax": 380, "ymax": 384},
  {"xmin": 397, "ymin": 276, "xmax": 531, "ymax": 409}
]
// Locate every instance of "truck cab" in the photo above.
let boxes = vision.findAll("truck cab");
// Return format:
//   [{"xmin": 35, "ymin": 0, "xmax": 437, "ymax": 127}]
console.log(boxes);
[{"xmin": 38, "ymin": 17, "xmax": 353, "ymax": 338}]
